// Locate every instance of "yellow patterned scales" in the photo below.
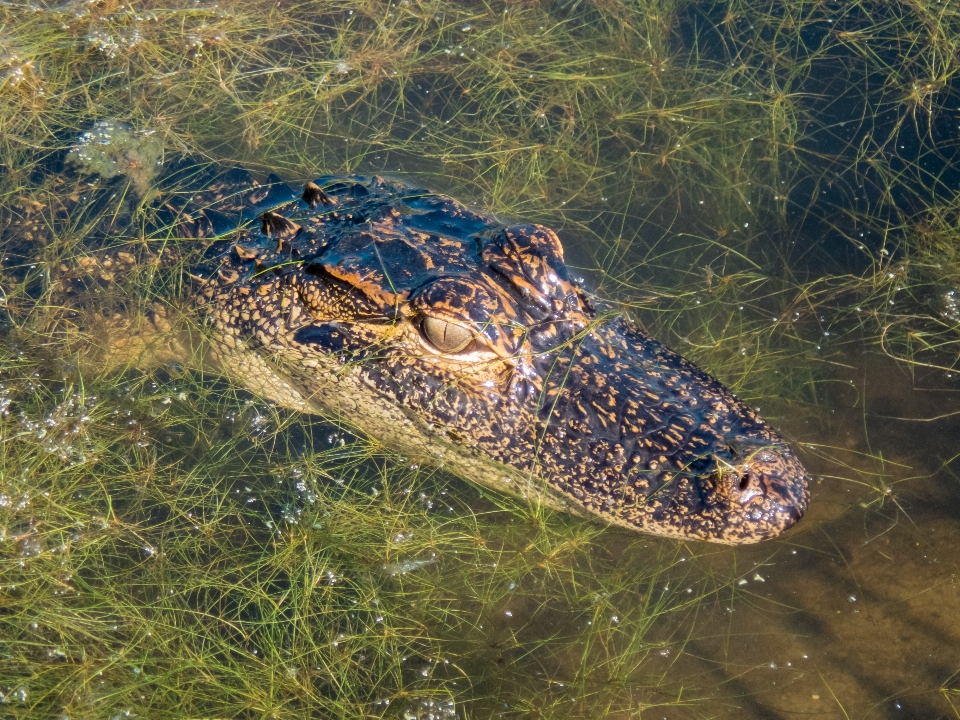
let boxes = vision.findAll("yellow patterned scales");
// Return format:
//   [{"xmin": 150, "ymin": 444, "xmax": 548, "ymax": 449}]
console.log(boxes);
[{"xmin": 166, "ymin": 168, "xmax": 808, "ymax": 544}]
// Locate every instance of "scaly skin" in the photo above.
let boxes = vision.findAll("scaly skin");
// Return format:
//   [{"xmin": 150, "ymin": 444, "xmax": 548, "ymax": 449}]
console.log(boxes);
[{"xmin": 169, "ymin": 169, "xmax": 809, "ymax": 544}]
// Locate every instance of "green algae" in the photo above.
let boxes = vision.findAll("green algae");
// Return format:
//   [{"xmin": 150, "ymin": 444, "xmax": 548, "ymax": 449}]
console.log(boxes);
[{"xmin": 2, "ymin": 0, "xmax": 960, "ymax": 718}]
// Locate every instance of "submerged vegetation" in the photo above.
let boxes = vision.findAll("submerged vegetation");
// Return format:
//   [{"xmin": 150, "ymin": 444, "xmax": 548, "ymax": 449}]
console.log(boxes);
[{"xmin": 1, "ymin": 0, "xmax": 960, "ymax": 717}]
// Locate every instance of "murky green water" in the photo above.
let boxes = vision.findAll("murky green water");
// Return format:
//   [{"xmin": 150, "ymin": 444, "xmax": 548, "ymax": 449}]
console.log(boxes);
[{"xmin": 2, "ymin": 1, "xmax": 959, "ymax": 718}]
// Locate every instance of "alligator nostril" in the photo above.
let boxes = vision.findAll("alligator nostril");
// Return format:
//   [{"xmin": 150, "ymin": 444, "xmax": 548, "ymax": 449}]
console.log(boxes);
[{"xmin": 733, "ymin": 469, "xmax": 765, "ymax": 505}]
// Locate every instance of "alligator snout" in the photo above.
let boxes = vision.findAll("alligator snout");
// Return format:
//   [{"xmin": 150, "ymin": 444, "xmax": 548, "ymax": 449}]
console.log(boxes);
[{"xmin": 712, "ymin": 444, "xmax": 810, "ymax": 541}]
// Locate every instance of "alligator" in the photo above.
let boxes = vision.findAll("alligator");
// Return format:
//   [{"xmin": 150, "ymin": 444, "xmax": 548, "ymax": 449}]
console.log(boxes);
[{"xmin": 57, "ymin": 165, "xmax": 810, "ymax": 544}]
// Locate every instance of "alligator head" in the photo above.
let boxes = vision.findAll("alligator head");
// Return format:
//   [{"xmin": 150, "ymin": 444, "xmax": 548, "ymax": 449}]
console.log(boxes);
[{"xmin": 187, "ymin": 173, "xmax": 809, "ymax": 544}]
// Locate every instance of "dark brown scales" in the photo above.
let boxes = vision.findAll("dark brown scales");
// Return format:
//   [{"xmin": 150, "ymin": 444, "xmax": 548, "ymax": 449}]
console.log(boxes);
[{"xmin": 178, "ymin": 171, "xmax": 810, "ymax": 544}]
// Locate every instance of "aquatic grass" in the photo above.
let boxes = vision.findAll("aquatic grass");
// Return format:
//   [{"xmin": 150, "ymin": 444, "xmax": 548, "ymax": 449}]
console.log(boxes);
[
  {"xmin": 0, "ymin": 319, "xmax": 724, "ymax": 716},
  {"xmin": 0, "ymin": 356, "xmax": 725, "ymax": 717},
  {"xmin": 2, "ymin": 0, "xmax": 788, "ymax": 219},
  {"xmin": 944, "ymin": 673, "xmax": 960, "ymax": 719},
  {"xmin": 3, "ymin": 0, "xmax": 960, "ymax": 717}
]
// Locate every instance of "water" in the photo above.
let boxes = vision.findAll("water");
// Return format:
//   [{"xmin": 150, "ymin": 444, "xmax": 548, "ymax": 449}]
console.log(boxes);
[
  {"xmin": 662, "ymin": 356, "xmax": 960, "ymax": 718},
  {"xmin": 1, "ymin": 1, "xmax": 960, "ymax": 718}
]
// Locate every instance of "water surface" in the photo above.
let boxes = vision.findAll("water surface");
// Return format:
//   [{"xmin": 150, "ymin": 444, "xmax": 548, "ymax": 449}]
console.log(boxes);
[{"xmin": 1, "ymin": 1, "xmax": 959, "ymax": 718}]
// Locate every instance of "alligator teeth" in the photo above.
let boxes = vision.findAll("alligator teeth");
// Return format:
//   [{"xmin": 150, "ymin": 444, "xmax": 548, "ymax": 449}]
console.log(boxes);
[
  {"xmin": 302, "ymin": 182, "xmax": 336, "ymax": 207},
  {"xmin": 260, "ymin": 211, "xmax": 301, "ymax": 239}
]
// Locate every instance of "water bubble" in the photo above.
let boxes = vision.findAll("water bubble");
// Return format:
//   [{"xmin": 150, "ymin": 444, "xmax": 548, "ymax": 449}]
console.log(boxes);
[
  {"xmin": 184, "ymin": 29, "xmax": 226, "ymax": 57},
  {"xmin": 402, "ymin": 694, "xmax": 457, "ymax": 720},
  {"xmin": 18, "ymin": 536, "xmax": 42, "ymax": 558},
  {"xmin": 382, "ymin": 553, "xmax": 437, "ymax": 576},
  {"xmin": 68, "ymin": 120, "xmax": 162, "ymax": 193},
  {"xmin": 0, "ymin": 52, "xmax": 36, "ymax": 92},
  {"xmin": 942, "ymin": 289, "xmax": 960, "ymax": 322},
  {"xmin": 86, "ymin": 26, "xmax": 143, "ymax": 58}
]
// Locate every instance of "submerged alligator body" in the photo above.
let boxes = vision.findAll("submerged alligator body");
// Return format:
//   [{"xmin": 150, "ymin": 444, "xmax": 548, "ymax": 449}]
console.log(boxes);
[{"xmin": 80, "ymin": 166, "xmax": 810, "ymax": 544}]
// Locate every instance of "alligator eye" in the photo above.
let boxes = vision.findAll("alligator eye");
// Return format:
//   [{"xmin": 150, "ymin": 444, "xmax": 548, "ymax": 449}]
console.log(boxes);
[{"xmin": 421, "ymin": 316, "xmax": 475, "ymax": 353}]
